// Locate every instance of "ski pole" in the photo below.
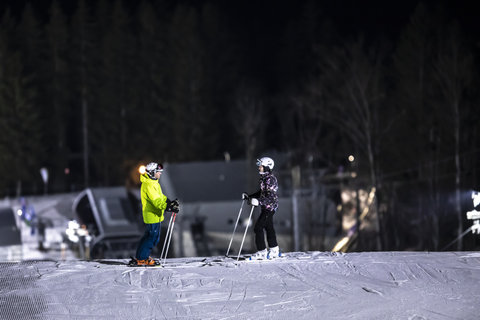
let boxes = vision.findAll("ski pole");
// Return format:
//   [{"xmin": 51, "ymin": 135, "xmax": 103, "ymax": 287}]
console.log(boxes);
[
  {"xmin": 160, "ymin": 212, "xmax": 174, "ymax": 261},
  {"xmin": 226, "ymin": 199, "xmax": 245, "ymax": 257},
  {"xmin": 162, "ymin": 212, "xmax": 177, "ymax": 265},
  {"xmin": 237, "ymin": 204, "xmax": 256, "ymax": 261}
]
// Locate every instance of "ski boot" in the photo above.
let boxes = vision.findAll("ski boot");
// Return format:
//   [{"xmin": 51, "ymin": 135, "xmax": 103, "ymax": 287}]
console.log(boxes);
[
  {"xmin": 128, "ymin": 257, "xmax": 159, "ymax": 267},
  {"xmin": 267, "ymin": 246, "xmax": 281, "ymax": 259},
  {"xmin": 249, "ymin": 249, "xmax": 268, "ymax": 260}
]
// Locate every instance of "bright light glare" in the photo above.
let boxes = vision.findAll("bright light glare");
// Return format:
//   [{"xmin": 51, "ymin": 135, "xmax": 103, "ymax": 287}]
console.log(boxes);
[
  {"xmin": 348, "ymin": 155, "xmax": 355, "ymax": 162},
  {"xmin": 17, "ymin": 209, "xmax": 22, "ymax": 216},
  {"xmin": 66, "ymin": 220, "xmax": 84, "ymax": 243},
  {"xmin": 77, "ymin": 228, "xmax": 88, "ymax": 236},
  {"xmin": 68, "ymin": 220, "xmax": 80, "ymax": 230},
  {"xmin": 138, "ymin": 165, "xmax": 146, "ymax": 174},
  {"xmin": 472, "ymin": 191, "xmax": 480, "ymax": 207}
]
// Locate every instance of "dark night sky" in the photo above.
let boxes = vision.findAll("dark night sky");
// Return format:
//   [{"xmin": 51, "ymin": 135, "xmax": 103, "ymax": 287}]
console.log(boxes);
[
  {"xmin": 1, "ymin": 0, "xmax": 478, "ymax": 39},
  {"xmin": 1, "ymin": 0, "xmax": 477, "ymax": 103},
  {"xmin": 0, "ymin": 0, "xmax": 478, "ymax": 94},
  {"xmin": 1, "ymin": 0, "xmax": 477, "ymax": 93}
]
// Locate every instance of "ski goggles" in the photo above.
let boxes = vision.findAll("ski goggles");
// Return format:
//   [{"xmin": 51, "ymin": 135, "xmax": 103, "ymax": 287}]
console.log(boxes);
[{"xmin": 150, "ymin": 163, "xmax": 164, "ymax": 173}]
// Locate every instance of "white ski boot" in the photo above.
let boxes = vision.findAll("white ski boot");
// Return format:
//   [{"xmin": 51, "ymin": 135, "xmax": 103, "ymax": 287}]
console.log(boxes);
[
  {"xmin": 267, "ymin": 246, "xmax": 281, "ymax": 259},
  {"xmin": 249, "ymin": 249, "xmax": 268, "ymax": 260}
]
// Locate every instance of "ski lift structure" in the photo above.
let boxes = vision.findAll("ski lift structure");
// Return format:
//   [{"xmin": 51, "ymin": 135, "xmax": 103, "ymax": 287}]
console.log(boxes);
[{"xmin": 71, "ymin": 187, "xmax": 143, "ymax": 259}]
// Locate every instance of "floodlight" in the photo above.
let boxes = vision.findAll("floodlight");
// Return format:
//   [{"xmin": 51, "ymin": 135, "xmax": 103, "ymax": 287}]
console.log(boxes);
[
  {"xmin": 467, "ymin": 209, "xmax": 480, "ymax": 235},
  {"xmin": 467, "ymin": 209, "xmax": 480, "ymax": 220},
  {"xmin": 472, "ymin": 221, "xmax": 480, "ymax": 235},
  {"xmin": 472, "ymin": 191, "xmax": 480, "ymax": 208}
]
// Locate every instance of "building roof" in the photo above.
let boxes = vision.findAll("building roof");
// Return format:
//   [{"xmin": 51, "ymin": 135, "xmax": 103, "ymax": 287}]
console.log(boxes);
[{"xmin": 164, "ymin": 160, "xmax": 251, "ymax": 203}]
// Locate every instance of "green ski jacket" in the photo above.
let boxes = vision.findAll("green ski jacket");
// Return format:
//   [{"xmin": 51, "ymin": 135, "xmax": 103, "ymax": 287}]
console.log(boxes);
[{"xmin": 140, "ymin": 173, "xmax": 167, "ymax": 224}]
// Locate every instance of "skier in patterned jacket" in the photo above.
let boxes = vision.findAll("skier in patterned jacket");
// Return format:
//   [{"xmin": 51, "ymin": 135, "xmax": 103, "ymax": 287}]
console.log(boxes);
[{"xmin": 243, "ymin": 157, "xmax": 281, "ymax": 260}]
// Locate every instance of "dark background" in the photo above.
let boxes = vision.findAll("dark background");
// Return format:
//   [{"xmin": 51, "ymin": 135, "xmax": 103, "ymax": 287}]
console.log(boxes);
[{"xmin": 0, "ymin": 0, "xmax": 479, "ymax": 251}]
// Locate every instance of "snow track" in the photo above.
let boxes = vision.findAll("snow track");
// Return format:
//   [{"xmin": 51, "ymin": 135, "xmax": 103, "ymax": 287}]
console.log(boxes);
[{"xmin": 0, "ymin": 251, "xmax": 479, "ymax": 319}]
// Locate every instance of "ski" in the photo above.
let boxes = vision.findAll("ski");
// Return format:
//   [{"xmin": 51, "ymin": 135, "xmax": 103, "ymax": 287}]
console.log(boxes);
[
  {"xmin": 224, "ymin": 255, "xmax": 250, "ymax": 261},
  {"xmin": 124, "ymin": 253, "xmax": 288, "ymax": 269}
]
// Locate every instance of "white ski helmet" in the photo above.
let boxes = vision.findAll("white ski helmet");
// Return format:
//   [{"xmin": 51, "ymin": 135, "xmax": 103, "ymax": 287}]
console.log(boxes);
[
  {"xmin": 145, "ymin": 162, "xmax": 163, "ymax": 179},
  {"xmin": 256, "ymin": 157, "xmax": 274, "ymax": 170}
]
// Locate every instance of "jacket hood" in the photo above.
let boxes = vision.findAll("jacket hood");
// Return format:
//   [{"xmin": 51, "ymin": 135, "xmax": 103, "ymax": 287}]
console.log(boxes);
[{"xmin": 140, "ymin": 173, "xmax": 156, "ymax": 183}]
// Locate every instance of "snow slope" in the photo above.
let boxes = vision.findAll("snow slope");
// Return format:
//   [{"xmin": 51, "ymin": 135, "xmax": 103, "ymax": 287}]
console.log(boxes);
[{"xmin": 1, "ymin": 251, "xmax": 479, "ymax": 319}]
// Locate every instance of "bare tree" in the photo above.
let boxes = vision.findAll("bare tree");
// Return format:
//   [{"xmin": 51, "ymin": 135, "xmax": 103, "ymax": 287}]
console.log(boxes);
[
  {"xmin": 231, "ymin": 84, "xmax": 265, "ymax": 189},
  {"xmin": 433, "ymin": 22, "xmax": 474, "ymax": 250},
  {"xmin": 392, "ymin": 3, "xmax": 441, "ymax": 250},
  {"xmin": 303, "ymin": 37, "xmax": 388, "ymax": 250}
]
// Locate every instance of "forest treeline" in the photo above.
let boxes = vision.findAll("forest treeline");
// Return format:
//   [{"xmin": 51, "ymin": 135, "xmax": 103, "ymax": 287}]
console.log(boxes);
[{"xmin": 0, "ymin": 1, "xmax": 478, "ymax": 250}]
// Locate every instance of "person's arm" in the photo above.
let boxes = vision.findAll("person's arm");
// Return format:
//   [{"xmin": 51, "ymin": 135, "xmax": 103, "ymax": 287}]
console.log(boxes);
[
  {"xmin": 249, "ymin": 190, "xmax": 261, "ymax": 198},
  {"xmin": 147, "ymin": 184, "xmax": 167, "ymax": 211}
]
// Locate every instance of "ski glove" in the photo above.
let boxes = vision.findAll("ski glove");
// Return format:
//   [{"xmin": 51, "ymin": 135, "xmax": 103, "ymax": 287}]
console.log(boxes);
[
  {"xmin": 166, "ymin": 198, "xmax": 180, "ymax": 213},
  {"xmin": 171, "ymin": 199, "xmax": 180, "ymax": 208},
  {"xmin": 248, "ymin": 197, "xmax": 259, "ymax": 207},
  {"xmin": 242, "ymin": 192, "xmax": 249, "ymax": 200}
]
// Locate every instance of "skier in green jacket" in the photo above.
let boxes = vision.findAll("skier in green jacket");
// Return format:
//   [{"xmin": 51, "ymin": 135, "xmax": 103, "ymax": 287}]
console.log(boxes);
[{"xmin": 133, "ymin": 162, "xmax": 179, "ymax": 266}]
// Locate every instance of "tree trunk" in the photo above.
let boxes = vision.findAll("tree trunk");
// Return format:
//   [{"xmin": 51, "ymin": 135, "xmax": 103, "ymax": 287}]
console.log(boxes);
[
  {"xmin": 291, "ymin": 166, "xmax": 301, "ymax": 252},
  {"xmin": 454, "ymin": 101, "xmax": 462, "ymax": 250},
  {"xmin": 82, "ymin": 95, "xmax": 89, "ymax": 188}
]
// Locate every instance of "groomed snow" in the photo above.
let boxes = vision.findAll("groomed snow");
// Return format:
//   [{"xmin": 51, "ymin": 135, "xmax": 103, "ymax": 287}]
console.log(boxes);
[{"xmin": 1, "ymin": 251, "xmax": 479, "ymax": 319}]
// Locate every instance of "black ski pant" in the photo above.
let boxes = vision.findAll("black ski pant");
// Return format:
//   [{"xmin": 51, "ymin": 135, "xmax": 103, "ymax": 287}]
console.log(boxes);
[{"xmin": 254, "ymin": 208, "xmax": 278, "ymax": 251}]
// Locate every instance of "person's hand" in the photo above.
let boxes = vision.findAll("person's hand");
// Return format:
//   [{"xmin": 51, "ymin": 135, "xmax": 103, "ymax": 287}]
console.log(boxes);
[{"xmin": 242, "ymin": 192, "xmax": 249, "ymax": 200}]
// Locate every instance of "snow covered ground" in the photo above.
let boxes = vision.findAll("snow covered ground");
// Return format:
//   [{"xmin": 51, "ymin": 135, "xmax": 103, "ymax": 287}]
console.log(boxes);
[{"xmin": 1, "ymin": 251, "xmax": 479, "ymax": 319}]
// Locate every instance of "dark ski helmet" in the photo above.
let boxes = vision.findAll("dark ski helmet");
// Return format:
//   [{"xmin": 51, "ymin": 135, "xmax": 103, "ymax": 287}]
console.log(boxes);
[{"xmin": 145, "ymin": 162, "xmax": 163, "ymax": 179}]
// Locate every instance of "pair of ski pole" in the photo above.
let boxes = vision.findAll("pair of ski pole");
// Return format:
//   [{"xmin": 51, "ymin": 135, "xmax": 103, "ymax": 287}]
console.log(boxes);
[
  {"xmin": 160, "ymin": 211, "xmax": 177, "ymax": 265},
  {"xmin": 226, "ymin": 198, "xmax": 258, "ymax": 261}
]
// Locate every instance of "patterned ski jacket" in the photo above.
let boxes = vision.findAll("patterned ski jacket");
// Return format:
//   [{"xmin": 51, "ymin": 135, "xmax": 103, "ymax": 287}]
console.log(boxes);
[
  {"xmin": 251, "ymin": 172, "xmax": 279, "ymax": 212},
  {"xmin": 140, "ymin": 174, "xmax": 167, "ymax": 224}
]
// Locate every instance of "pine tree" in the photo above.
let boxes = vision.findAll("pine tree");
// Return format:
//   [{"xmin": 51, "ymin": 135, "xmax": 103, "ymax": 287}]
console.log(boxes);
[
  {"xmin": 134, "ymin": 1, "xmax": 170, "ymax": 161},
  {"xmin": 44, "ymin": 0, "xmax": 71, "ymax": 192},
  {"xmin": 0, "ymin": 38, "xmax": 43, "ymax": 195},
  {"xmin": 167, "ymin": 5, "xmax": 210, "ymax": 161},
  {"xmin": 92, "ymin": 0, "xmax": 136, "ymax": 185},
  {"xmin": 70, "ymin": 0, "xmax": 98, "ymax": 188},
  {"xmin": 199, "ymin": 3, "xmax": 239, "ymax": 157}
]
